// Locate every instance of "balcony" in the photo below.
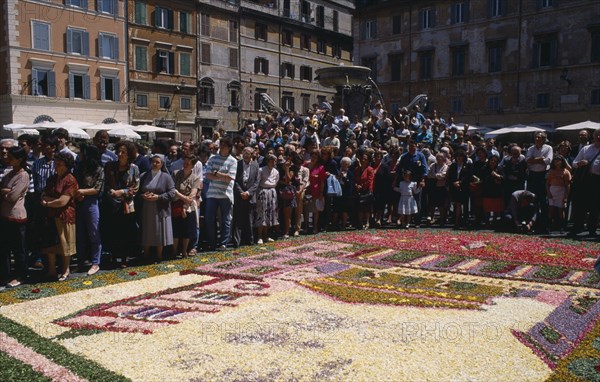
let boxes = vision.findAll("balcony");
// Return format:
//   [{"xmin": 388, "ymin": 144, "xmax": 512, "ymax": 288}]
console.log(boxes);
[{"xmin": 240, "ymin": 0, "xmax": 278, "ymax": 17}]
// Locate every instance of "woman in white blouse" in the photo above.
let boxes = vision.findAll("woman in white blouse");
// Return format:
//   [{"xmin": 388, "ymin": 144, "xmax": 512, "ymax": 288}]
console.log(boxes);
[{"xmin": 256, "ymin": 154, "xmax": 280, "ymax": 244}]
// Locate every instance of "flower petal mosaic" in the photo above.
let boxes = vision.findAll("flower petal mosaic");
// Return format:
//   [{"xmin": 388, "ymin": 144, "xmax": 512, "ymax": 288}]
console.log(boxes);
[{"xmin": 1, "ymin": 230, "xmax": 599, "ymax": 381}]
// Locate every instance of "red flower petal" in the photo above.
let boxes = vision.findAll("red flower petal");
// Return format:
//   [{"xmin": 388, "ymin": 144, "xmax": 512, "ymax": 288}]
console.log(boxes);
[{"xmin": 128, "ymin": 271, "xmax": 138, "ymax": 276}]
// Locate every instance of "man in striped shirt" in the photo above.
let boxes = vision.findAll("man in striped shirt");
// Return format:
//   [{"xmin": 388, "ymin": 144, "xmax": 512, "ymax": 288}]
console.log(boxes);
[{"xmin": 204, "ymin": 136, "xmax": 237, "ymax": 251}]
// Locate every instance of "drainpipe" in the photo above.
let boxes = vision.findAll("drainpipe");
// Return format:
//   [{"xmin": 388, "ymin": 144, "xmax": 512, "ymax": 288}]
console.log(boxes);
[{"xmin": 516, "ymin": 0, "xmax": 523, "ymax": 108}]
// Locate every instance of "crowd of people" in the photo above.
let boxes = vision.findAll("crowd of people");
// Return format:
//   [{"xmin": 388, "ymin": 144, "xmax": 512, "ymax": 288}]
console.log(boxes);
[{"xmin": 1, "ymin": 103, "xmax": 599, "ymax": 288}]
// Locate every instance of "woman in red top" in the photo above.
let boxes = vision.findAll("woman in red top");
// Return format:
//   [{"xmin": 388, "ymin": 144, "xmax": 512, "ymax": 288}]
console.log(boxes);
[
  {"xmin": 304, "ymin": 149, "xmax": 327, "ymax": 234},
  {"xmin": 41, "ymin": 152, "xmax": 78, "ymax": 281},
  {"xmin": 354, "ymin": 150, "xmax": 375, "ymax": 229}
]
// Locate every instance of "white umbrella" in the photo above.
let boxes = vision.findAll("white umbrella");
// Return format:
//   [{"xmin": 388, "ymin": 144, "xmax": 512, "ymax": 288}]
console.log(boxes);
[
  {"xmin": 86, "ymin": 122, "xmax": 135, "ymax": 131},
  {"xmin": 556, "ymin": 120, "xmax": 600, "ymax": 131},
  {"xmin": 60, "ymin": 126, "xmax": 90, "ymax": 139},
  {"xmin": 133, "ymin": 124, "xmax": 177, "ymax": 133},
  {"xmin": 484, "ymin": 124, "xmax": 546, "ymax": 139},
  {"xmin": 23, "ymin": 121, "xmax": 62, "ymax": 129},
  {"xmin": 56, "ymin": 119, "xmax": 95, "ymax": 129},
  {"xmin": 14, "ymin": 128, "xmax": 40, "ymax": 136},
  {"xmin": 108, "ymin": 127, "xmax": 141, "ymax": 140},
  {"xmin": 3, "ymin": 123, "xmax": 27, "ymax": 131}
]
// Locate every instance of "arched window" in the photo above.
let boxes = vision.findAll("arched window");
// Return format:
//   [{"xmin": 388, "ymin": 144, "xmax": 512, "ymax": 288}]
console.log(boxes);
[{"xmin": 199, "ymin": 77, "xmax": 214, "ymax": 106}]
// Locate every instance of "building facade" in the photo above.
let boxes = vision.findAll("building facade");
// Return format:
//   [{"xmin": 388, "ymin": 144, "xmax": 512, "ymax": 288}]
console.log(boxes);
[
  {"xmin": 128, "ymin": 0, "xmax": 197, "ymax": 141},
  {"xmin": 0, "ymin": 0, "xmax": 128, "ymax": 127},
  {"xmin": 354, "ymin": 0, "xmax": 600, "ymax": 128},
  {"xmin": 197, "ymin": 0, "xmax": 354, "ymax": 137}
]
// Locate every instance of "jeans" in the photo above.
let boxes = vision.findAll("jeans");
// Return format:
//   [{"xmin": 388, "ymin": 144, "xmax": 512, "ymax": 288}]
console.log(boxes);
[
  {"xmin": 76, "ymin": 196, "xmax": 102, "ymax": 265},
  {"xmin": 205, "ymin": 197, "xmax": 232, "ymax": 249},
  {"xmin": 0, "ymin": 220, "xmax": 28, "ymax": 281},
  {"xmin": 527, "ymin": 171, "xmax": 548, "ymax": 231}
]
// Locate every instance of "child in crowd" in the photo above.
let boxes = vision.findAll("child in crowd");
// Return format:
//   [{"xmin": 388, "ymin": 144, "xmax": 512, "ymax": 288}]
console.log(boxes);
[
  {"xmin": 394, "ymin": 170, "xmax": 421, "ymax": 229},
  {"xmin": 546, "ymin": 156, "xmax": 571, "ymax": 232}
]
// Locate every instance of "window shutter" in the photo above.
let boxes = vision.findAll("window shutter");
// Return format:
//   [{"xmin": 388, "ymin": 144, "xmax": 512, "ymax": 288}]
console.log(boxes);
[
  {"xmin": 210, "ymin": 86, "xmax": 215, "ymax": 105},
  {"xmin": 113, "ymin": 0, "xmax": 118, "ymax": 15},
  {"xmin": 83, "ymin": 74, "xmax": 90, "ymax": 99},
  {"xmin": 154, "ymin": 9, "xmax": 159, "ymax": 27},
  {"xmin": 451, "ymin": 5, "xmax": 457, "ymax": 23},
  {"xmin": 431, "ymin": 9, "xmax": 436, "ymax": 27},
  {"xmin": 33, "ymin": 23, "xmax": 41, "ymax": 49},
  {"xmin": 82, "ymin": 31, "xmax": 89, "ymax": 56},
  {"xmin": 98, "ymin": 33, "xmax": 104, "ymax": 57},
  {"xmin": 464, "ymin": 1, "xmax": 470, "ymax": 22},
  {"xmin": 419, "ymin": 10, "xmax": 424, "ymax": 28},
  {"xmin": 113, "ymin": 78, "xmax": 120, "ymax": 101},
  {"xmin": 550, "ymin": 39, "xmax": 557, "ymax": 66},
  {"xmin": 167, "ymin": 9, "xmax": 174, "ymax": 30},
  {"xmin": 373, "ymin": 21, "xmax": 377, "ymax": 38},
  {"xmin": 280, "ymin": 63, "xmax": 284, "ymax": 78},
  {"xmin": 533, "ymin": 42, "xmax": 540, "ymax": 68},
  {"xmin": 66, "ymin": 29, "xmax": 72, "ymax": 53},
  {"xmin": 254, "ymin": 58, "xmax": 259, "ymax": 73},
  {"xmin": 156, "ymin": 52, "xmax": 162, "ymax": 72},
  {"xmin": 265, "ymin": 60, "xmax": 269, "ymax": 75},
  {"xmin": 100, "ymin": 77, "xmax": 106, "ymax": 100},
  {"xmin": 47, "ymin": 71, "xmax": 56, "ymax": 97},
  {"xmin": 500, "ymin": 0, "xmax": 506, "ymax": 15},
  {"xmin": 309, "ymin": 67, "xmax": 312, "ymax": 81},
  {"xmin": 31, "ymin": 70, "xmax": 38, "ymax": 95},
  {"xmin": 82, "ymin": 0, "xmax": 88, "ymax": 9},
  {"xmin": 97, "ymin": 0, "xmax": 102, "ymax": 12},
  {"xmin": 169, "ymin": 52, "xmax": 175, "ymax": 74},
  {"xmin": 113, "ymin": 37, "xmax": 119, "ymax": 60},
  {"xmin": 69, "ymin": 72, "xmax": 74, "ymax": 99},
  {"xmin": 291, "ymin": 65, "xmax": 295, "ymax": 79},
  {"xmin": 487, "ymin": 0, "xmax": 493, "ymax": 17}
]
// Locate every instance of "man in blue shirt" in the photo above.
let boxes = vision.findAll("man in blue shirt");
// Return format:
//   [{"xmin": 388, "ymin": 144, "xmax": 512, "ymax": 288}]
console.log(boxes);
[{"xmin": 415, "ymin": 124, "xmax": 433, "ymax": 146}]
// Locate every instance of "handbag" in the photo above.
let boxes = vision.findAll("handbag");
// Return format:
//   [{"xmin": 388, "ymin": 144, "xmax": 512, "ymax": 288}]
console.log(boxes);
[
  {"xmin": 326, "ymin": 175, "xmax": 343, "ymax": 197},
  {"xmin": 172, "ymin": 199, "xmax": 185, "ymax": 218}
]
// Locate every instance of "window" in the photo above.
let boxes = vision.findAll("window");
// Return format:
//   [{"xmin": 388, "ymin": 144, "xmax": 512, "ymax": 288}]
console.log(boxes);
[
  {"xmin": 229, "ymin": 48, "xmax": 238, "ymax": 69},
  {"xmin": 333, "ymin": 10, "xmax": 339, "ymax": 32},
  {"xmin": 389, "ymin": 54, "xmax": 402, "ymax": 82},
  {"xmin": 66, "ymin": 0, "xmax": 86, "ymax": 8},
  {"xmin": 98, "ymin": 0, "xmax": 117, "ymax": 15},
  {"xmin": 419, "ymin": 50, "xmax": 433, "ymax": 79},
  {"xmin": 281, "ymin": 62, "xmax": 294, "ymax": 78},
  {"xmin": 488, "ymin": 40, "xmax": 503, "ymax": 72},
  {"xmin": 199, "ymin": 79, "xmax": 215, "ymax": 106},
  {"xmin": 361, "ymin": 56, "xmax": 377, "ymax": 82},
  {"xmin": 254, "ymin": 90, "xmax": 265, "ymax": 111},
  {"xmin": 32, "ymin": 21, "xmax": 50, "ymax": 51},
  {"xmin": 317, "ymin": 39, "xmax": 326, "ymax": 54},
  {"xmin": 316, "ymin": 6, "xmax": 324, "ymax": 27},
  {"xmin": 229, "ymin": 20, "xmax": 238, "ymax": 43},
  {"xmin": 283, "ymin": 30, "xmax": 293, "ymax": 46},
  {"xmin": 155, "ymin": 7, "xmax": 174, "ymax": 30},
  {"xmin": 488, "ymin": 0, "xmax": 506, "ymax": 17},
  {"xmin": 300, "ymin": 65, "xmax": 312, "ymax": 81},
  {"xmin": 420, "ymin": 8, "xmax": 435, "ymax": 30},
  {"xmin": 101, "ymin": 76, "xmax": 120, "ymax": 101},
  {"xmin": 301, "ymin": 34, "xmax": 310, "ymax": 50},
  {"xmin": 255, "ymin": 22, "xmax": 267, "ymax": 40},
  {"xmin": 179, "ymin": 52, "xmax": 190, "ymax": 76},
  {"xmin": 157, "ymin": 50, "xmax": 175, "ymax": 74},
  {"xmin": 282, "ymin": 92, "xmax": 294, "ymax": 112},
  {"xmin": 592, "ymin": 89, "xmax": 600, "ymax": 105},
  {"xmin": 136, "ymin": 94, "xmax": 148, "ymax": 108},
  {"xmin": 254, "ymin": 57, "xmax": 269, "ymax": 75},
  {"xmin": 533, "ymin": 34, "xmax": 557, "ymax": 68},
  {"xmin": 135, "ymin": 46, "xmax": 147, "ymax": 71},
  {"xmin": 591, "ymin": 29, "xmax": 600, "ymax": 62},
  {"xmin": 32, "ymin": 68, "xmax": 56, "ymax": 97},
  {"xmin": 180, "ymin": 12, "xmax": 190, "ymax": 34},
  {"xmin": 332, "ymin": 42, "xmax": 341, "ymax": 58},
  {"xmin": 451, "ymin": 45, "xmax": 467, "ymax": 76},
  {"xmin": 453, "ymin": 2, "xmax": 469, "ymax": 24},
  {"xmin": 200, "ymin": 43, "xmax": 211, "ymax": 64},
  {"xmin": 134, "ymin": 1, "xmax": 146, "ymax": 24},
  {"xmin": 229, "ymin": 82, "xmax": 241, "ymax": 109},
  {"xmin": 451, "ymin": 98, "xmax": 463, "ymax": 114},
  {"xmin": 98, "ymin": 33, "xmax": 118, "ymax": 60},
  {"xmin": 364, "ymin": 20, "xmax": 377, "ymax": 39},
  {"xmin": 180, "ymin": 97, "xmax": 191, "ymax": 111},
  {"xmin": 537, "ymin": 0, "xmax": 554, "ymax": 9},
  {"xmin": 301, "ymin": 1, "xmax": 311, "ymax": 23},
  {"xmin": 392, "ymin": 15, "xmax": 401, "ymax": 34},
  {"xmin": 200, "ymin": 13, "xmax": 210, "ymax": 36},
  {"xmin": 68, "ymin": 72, "xmax": 90, "ymax": 99},
  {"xmin": 66, "ymin": 28, "xmax": 89, "ymax": 55},
  {"xmin": 283, "ymin": 0, "xmax": 291, "ymax": 17},
  {"xmin": 537, "ymin": 93, "xmax": 550, "ymax": 108},
  {"xmin": 487, "ymin": 95, "xmax": 501, "ymax": 112},
  {"xmin": 159, "ymin": 95, "xmax": 171, "ymax": 109},
  {"xmin": 302, "ymin": 95, "xmax": 310, "ymax": 115}
]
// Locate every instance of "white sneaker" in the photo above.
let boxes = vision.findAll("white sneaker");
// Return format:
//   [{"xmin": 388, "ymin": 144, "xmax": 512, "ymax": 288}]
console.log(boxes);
[
  {"xmin": 283, "ymin": 234, "xmax": 290, "ymax": 239},
  {"xmin": 267, "ymin": 237, "xmax": 275, "ymax": 242},
  {"xmin": 257, "ymin": 239, "xmax": 264, "ymax": 244},
  {"xmin": 87, "ymin": 265, "xmax": 100, "ymax": 276},
  {"xmin": 293, "ymin": 231, "xmax": 300, "ymax": 237}
]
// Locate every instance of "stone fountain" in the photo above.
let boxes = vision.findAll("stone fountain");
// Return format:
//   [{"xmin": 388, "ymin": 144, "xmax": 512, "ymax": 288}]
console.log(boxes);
[{"xmin": 315, "ymin": 65, "xmax": 373, "ymax": 120}]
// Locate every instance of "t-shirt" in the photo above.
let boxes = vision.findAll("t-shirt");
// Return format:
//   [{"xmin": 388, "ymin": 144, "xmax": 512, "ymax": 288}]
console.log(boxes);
[{"xmin": 205, "ymin": 154, "xmax": 237, "ymax": 203}]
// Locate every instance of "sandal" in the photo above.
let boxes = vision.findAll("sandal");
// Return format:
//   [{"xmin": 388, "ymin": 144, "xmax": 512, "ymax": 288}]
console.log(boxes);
[
  {"xmin": 188, "ymin": 249, "xmax": 197, "ymax": 257},
  {"xmin": 58, "ymin": 271, "xmax": 70, "ymax": 281}
]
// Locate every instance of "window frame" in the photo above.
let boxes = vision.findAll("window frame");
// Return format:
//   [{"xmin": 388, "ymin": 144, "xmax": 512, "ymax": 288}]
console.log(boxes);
[
  {"xmin": 134, "ymin": 1, "xmax": 146, "ymax": 25},
  {"xmin": 98, "ymin": 32, "xmax": 118, "ymax": 60},
  {"xmin": 66, "ymin": 27, "xmax": 89, "ymax": 56},
  {"xmin": 32, "ymin": 21, "xmax": 51, "ymax": 51},
  {"xmin": 32, "ymin": 68, "xmax": 56, "ymax": 97},
  {"xmin": 68, "ymin": 71, "xmax": 90, "ymax": 100},
  {"xmin": 134, "ymin": 45, "xmax": 148, "ymax": 71},
  {"xmin": 158, "ymin": 94, "xmax": 171, "ymax": 110},
  {"xmin": 179, "ymin": 51, "xmax": 191, "ymax": 76},
  {"xmin": 136, "ymin": 93, "xmax": 149, "ymax": 108},
  {"xmin": 180, "ymin": 96, "xmax": 192, "ymax": 111}
]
